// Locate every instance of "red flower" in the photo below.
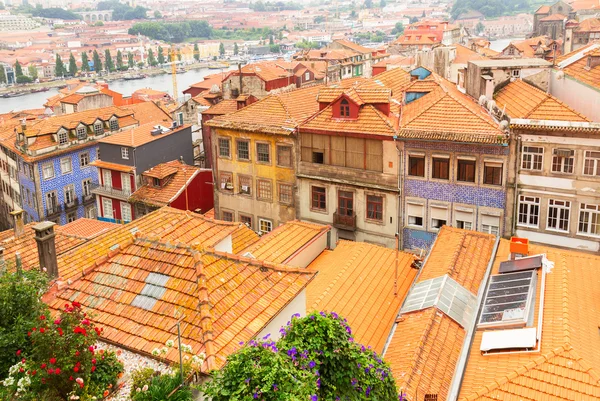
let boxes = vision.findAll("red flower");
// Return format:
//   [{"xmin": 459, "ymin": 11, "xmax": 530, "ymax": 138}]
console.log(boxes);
[
  {"xmin": 40, "ymin": 363, "xmax": 46, "ymax": 369},
  {"xmin": 19, "ymin": 368, "xmax": 24, "ymax": 373},
  {"xmin": 55, "ymin": 368, "xmax": 61, "ymax": 375},
  {"xmin": 27, "ymin": 332, "xmax": 31, "ymax": 337},
  {"xmin": 73, "ymin": 366, "xmax": 79, "ymax": 372},
  {"xmin": 81, "ymin": 319, "xmax": 90, "ymax": 326},
  {"xmin": 103, "ymin": 390, "xmax": 109, "ymax": 397},
  {"xmin": 21, "ymin": 358, "xmax": 26, "ymax": 364},
  {"xmin": 75, "ymin": 351, "xmax": 80, "ymax": 357},
  {"xmin": 31, "ymin": 327, "xmax": 36, "ymax": 331},
  {"xmin": 54, "ymin": 319, "xmax": 61, "ymax": 325},
  {"xmin": 69, "ymin": 376, "xmax": 73, "ymax": 381},
  {"xmin": 16, "ymin": 350, "xmax": 21, "ymax": 356},
  {"xmin": 91, "ymin": 359, "xmax": 96, "ymax": 364},
  {"xmin": 39, "ymin": 315, "xmax": 46, "ymax": 320},
  {"xmin": 89, "ymin": 346, "xmax": 94, "ymax": 353},
  {"xmin": 47, "ymin": 368, "xmax": 54, "ymax": 374},
  {"xmin": 31, "ymin": 370, "xmax": 36, "ymax": 376},
  {"xmin": 49, "ymin": 357, "xmax": 56, "ymax": 365},
  {"xmin": 40, "ymin": 328, "xmax": 45, "ymax": 334},
  {"xmin": 41, "ymin": 378, "xmax": 46, "ymax": 384},
  {"xmin": 72, "ymin": 301, "xmax": 81, "ymax": 308},
  {"xmin": 91, "ymin": 366, "xmax": 96, "ymax": 372}
]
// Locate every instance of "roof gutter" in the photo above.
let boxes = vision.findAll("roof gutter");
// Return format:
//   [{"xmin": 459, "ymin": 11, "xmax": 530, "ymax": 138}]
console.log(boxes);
[{"xmin": 447, "ymin": 235, "xmax": 500, "ymax": 401}]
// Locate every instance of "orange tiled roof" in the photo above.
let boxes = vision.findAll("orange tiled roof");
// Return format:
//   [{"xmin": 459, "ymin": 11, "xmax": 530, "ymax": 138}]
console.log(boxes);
[
  {"xmin": 224, "ymin": 61, "xmax": 293, "ymax": 83},
  {"xmin": 575, "ymin": 17, "xmax": 600, "ymax": 32},
  {"xmin": 385, "ymin": 227, "xmax": 496, "ymax": 400},
  {"xmin": 494, "ymin": 80, "xmax": 589, "ymax": 121},
  {"xmin": 307, "ymin": 241, "xmax": 417, "ymax": 353},
  {"xmin": 203, "ymin": 208, "xmax": 215, "ymax": 219},
  {"xmin": 129, "ymin": 161, "xmax": 202, "ymax": 208},
  {"xmin": 207, "ymin": 85, "xmax": 322, "ymax": 135},
  {"xmin": 454, "ymin": 44, "xmax": 487, "ymax": 64},
  {"xmin": 191, "ymin": 92, "xmax": 213, "ymax": 107},
  {"xmin": 333, "ymin": 39, "xmax": 373, "ymax": 54},
  {"xmin": 58, "ymin": 218, "xmax": 119, "ymax": 239},
  {"xmin": 89, "ymin": 160, "xmax": 135, "ymax": 173},
  {"xmin": 539, "ymin": 13, "xmax": 567, "ymax": 21},
  {"xmin": 121, "ymin": 101, "xmax": 172, "ymax": 126},
  {"xmin": 535, "ymin": 5, "xmax": 551, "ymax": 13},
  {"xmin": 556, "ymin": 43, "xmax": 600, "ymax": 90},
  {"xmin": 240, "ymin": 220, "xmax": 329, "ymax": 264},
  {"xmin": 201, "ymin": 99, "xmax": 239, "ymax": 116},
  {"xmin": 370, "ymin": 67, "xmax": 413, "ymax": 100},
  {"xmin": 399, "ymin": 74, "xmax": 504, "ymax": 144},
  {"xmin": 47, "ymin": 239, "xmax": 314, "ymax": 370},
  {"xmin": 458, "ymin": 240, "xmax": 600, "ymax": 401},
  {"xmin": 99, "ymin": 123, "xmax": 189, "ymax": 147}
]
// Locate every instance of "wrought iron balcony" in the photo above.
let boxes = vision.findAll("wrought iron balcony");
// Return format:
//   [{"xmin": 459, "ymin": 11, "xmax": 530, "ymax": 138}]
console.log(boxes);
[
  {"xmin": 82, "ymin": 193, "xmax": 95, "ymax": 204},
  {"xmin": 46, "ymin": 203, "xmax": 62, "ymax": 217},
  {"xmin": 333, "ymin": 209, "xmax": 356, "ymax": 231},
  {"xmin": 90, "ymin": 183, "xmax": 132, "ymax": 200},
  {"xmin": 64, "ymin": 197, "xmax": 79, "ymax": 210}
]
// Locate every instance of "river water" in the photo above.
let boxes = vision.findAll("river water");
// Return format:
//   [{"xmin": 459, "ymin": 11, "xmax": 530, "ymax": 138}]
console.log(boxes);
[{"xmin": 0, "ymin": 65, "xmax": 237, "ymax": 114}]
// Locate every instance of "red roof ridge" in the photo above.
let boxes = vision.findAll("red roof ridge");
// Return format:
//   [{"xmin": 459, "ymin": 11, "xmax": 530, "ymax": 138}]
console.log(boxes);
[
  {"xmin": 194, "ymin": 251, "xmax": 216, "ymax": 370},
  {"xmin": 207, "ymin": 248, "xmax": 318, "ymax": 275}
]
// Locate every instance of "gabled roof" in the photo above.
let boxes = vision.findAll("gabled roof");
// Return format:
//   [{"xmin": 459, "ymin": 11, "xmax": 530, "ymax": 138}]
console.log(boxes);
[
  {"xmin": 201, "ymin": 99, "xmax": 239, "ymax": 116},
  {"xmin": 370, "ymin": 67, "xmax": 414, "ymax": 101},
  {"xmin": 535, "ymin": 5, "xmax": 551, "ymax": 13},
  {"xmin": 494, "ymin": 80, "xmax": 589, "ymax": 121},
  {"xmin": 555, "ymin": 42, "xmax": 600, "ymax": 90},
  {"xmin": 120, "ymin": 101, "xmax": 172, "ymax": 126},
  {"xmin": 129, "ymin": 161, "xmax": 203, "ymax": 208},
  {"xmin": 333, "ymin": 39, "xmax": 372, "ymax": 54},
  {"xmin": 307, "ymin": 241, "xmax": 418, "ymax": 353},
  {"xmin": 58, "ymin": 218, "xmax": 119, "ymax": 239},
  {"xmin": 454, "ymin": 43, "xmax": 487, "ymax": 64},
  {"xmin": 240, "ymin": 220, "xmax": 329, "ymax": 264},
  {"xmin": 575, "ymin": 17, "xmax": 600, "ymax": 32},
  {"xmin": 99, "ymin": 123, "xmax": 188, "ymax": 148},
  {"xmin": 539, "ymin": 13, "xmax": 568, "ymax": 21},
  {"xmin": 207, "ymin": 85, "xmax": 322, "ymax": 135},
  {"xmin": 224, "ymin": 61, "xmax": 293, "ymax": 83}
]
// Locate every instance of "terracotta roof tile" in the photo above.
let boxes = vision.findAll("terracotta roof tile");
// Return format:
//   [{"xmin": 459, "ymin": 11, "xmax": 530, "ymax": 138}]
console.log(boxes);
[
  {"xmin": 99, "ymin": 123, "xmax": 189, "ymax": 147},
  {"xmin": 454, "ymin": 44, "xmax": 488, "ymax": 64},
  {"xmin": 370, "ymin": 67, "xmax": 413, "ymax": 100},
  {"xmin": 556, "ymin": 42, "xmax": 600, "ymax": 91},
  {"xmin": 231, "ymin": 225, "xmax": 260, "ymax": 254},
  {"xmin": 307, "ymin": 241, "xmax": 418, "ymax": 353},
  {"xmin": 89, "ymin": 160, "xmax": 135, "ymax": 173},
  {"xmin": 540, "ymin": 13, "xmax": 568, "ymax": 21},
  {"xmin": 201, "ymin": 100, "xmax": 239, "ymax": 116},
  {"xmin": 224, "ymin": 61, "xmax": 293, "ymax": 83},
  {"xmin": 536, "ymin": 5, "xmax": 551, "ymax": 13},
  {"xmin": 333, "ymin": 39, "xmax": 373, "ymax": 54},
  {"xmin": 120, "ymin": 101, "xmax": 172, "ymax": 125},
  {"xmin": 59, "ymin": 218, "xmax": 119, "ymax": 239},
  {"xmin": 240, "ymin": 220, "xmax": 329, "ymax": 264},
  {"xmin": 494, "ymin": 80, "xmax": 589, "ymax": 121}
]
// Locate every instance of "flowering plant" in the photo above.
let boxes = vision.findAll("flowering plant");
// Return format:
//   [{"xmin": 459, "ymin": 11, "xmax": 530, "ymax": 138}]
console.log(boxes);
[{"xmin": 203, "ymin": 312, "xmax": 400, "ymax": 400}]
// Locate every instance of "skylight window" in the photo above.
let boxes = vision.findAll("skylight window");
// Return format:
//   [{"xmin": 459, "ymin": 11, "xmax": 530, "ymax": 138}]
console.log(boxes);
[
  {"xmin": 131, "ymin": 272, "xmax": 170, "ymax": 311},
  {"xmin": 400, "ymin": 275, "xmax": 478, "ymax": 328},
  {"xmin": 478, "ymin": 270, "xmax": 537, "ymax": 328}
]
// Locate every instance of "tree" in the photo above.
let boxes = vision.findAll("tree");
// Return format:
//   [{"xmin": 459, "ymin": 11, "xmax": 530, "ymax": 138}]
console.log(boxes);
[
  {"xmin": 0, "ymin": 268, "xmax": 48, "ymax": 378},
  {"xmin": 219, "ymin": 42, "xmax": 225, "ymax": 57},
  {"xmin": 27, "ymin": 65, "xmax": 38, "ymax": 80},
  {"xmin": 391, "ymin": 22, "xmax": 404, "ymax": 36},
  {"xmin": 154, "ymin": 10, "xmax": 162, "ymax": 19},
  {"xmin": 128, "ymin": 52, "xmax": 134, "ymax": 68},
  {"xmin": 380, "ymin": 0, "xmax": 387, "ymax": 7},
  {"xmin": 0, "ymin": 66, "xmax": 6, "ymax": 84},
  {"xmin": 270, "ymin": 44, "xmax": 281, "ymax": 53},
  {"xmin": 364, "ymin": 0, "xmax": 373, "ymax": 8},
  {"xmin": 157, "ymin": 46, "xmax": 165, "ymax": 64},
  {"xmin": 193, "ymin": 43, "xmax": 200, "ymax": 61},
  {"xmin": 475, "ymin": 21, "xmax": 485, "ymax": 35},
  {"xmin": 116, "ymin": 50, "xmax": 124, "ymax": 70},
  {"xmin": 94, "ymin": 20, "xmax": 104, "ymax": 26},
  {"xmin": 104, "ymin": 49, "xmax": 115, "ymax": 72},
  {"xmin": 203, "ymin": 312, "xmax": 399, "ymax": 400},
  {"xmin": 92, "ymin": 50, "xmax": 102, "ymax": 72},
  {"xmin": 55, "ymin": 54, "xmax": 66, "ymax": 77},
  {"xmin": 148, "ymin": 48, "xmax": 157, "ymax": 66},
  {"xmin": 81, "ymin": 52, "xmax": 89, "ymax": 72},
  {"xmin": 14, "ymin": 60, "xmax": 23, "ymax": 77},
  {"xmin": 69, "ymin": 53, "xmax": 77, "ymax": 76},
  {"xmin": 233, "ymin": 42, "xmax": 239, "ymax": 55},
  {"xmin": 269, "ymin": 35, "xmax": 274, "ymax": 45}
]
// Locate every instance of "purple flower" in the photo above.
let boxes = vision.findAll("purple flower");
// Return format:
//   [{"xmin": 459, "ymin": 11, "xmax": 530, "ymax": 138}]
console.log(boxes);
[
  {"xmin": 331, "ymin": 312, "xmax": 338, "ymax": 319},
  {"xmin": 310, "ymin": 395, "xmax": 318, "ymax": 401},
  {"xmin": 262, "ymin": 333, "xmax": 271, "ymax": 340},
  {"xmin": 253, "ymin": 392, "xmax": 259, "ymax": 399},
  {"xmin": 309, "ymin": 360, "xmax": 316, "ymax": 368},
  {"xmin": 273, "ymin": 383, "xmax": 278, "ymax": 391}
]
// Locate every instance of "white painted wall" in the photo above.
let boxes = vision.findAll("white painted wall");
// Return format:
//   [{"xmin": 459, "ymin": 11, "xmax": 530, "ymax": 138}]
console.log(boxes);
[
  {"xmin": 214, "ymin": 234, "xmax": 233, "ymax": 254},
  {"xmin": 516, "ymin": 228, "xmax": 600, "ymax": 252},
  {"xmin": 285, "ymin": 232, "xmax": 328, "ymax": 268},
  {"xmin": 550, "ymin": 70, "xmax": 600, "ymax": 122},
  {"xmin": 257, "ymin": 289, "xmax": 306, "ymax": 341}
]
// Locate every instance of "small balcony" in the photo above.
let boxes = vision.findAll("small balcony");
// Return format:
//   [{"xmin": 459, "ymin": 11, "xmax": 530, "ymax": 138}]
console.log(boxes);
[
  {"xmin": 82, "ymin": 193, "xmax": 95, "ymax": 204},
  {"xmin": 91, "ymin": 183, "xmax": 132, "ymax": 201},
  {"xmin": 46, "ymin": 203, "xmax": 62, "ymax": 217},
  {"xmin": 333, "ymin": 210, "xmax": 356, "ymax": 231},
  {"xmin": 64, "ymin": 197, "xmax": 79, "ymax": 210}
]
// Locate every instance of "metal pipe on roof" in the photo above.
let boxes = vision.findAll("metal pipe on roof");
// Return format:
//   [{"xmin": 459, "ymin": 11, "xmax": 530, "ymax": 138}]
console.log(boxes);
[{"xmin": 447, "ymin": 235, "xmax": 500, "ymax": 401}]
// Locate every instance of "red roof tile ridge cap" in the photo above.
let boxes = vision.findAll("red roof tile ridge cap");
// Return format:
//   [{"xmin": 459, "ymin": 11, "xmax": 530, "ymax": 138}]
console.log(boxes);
[
  {"xmin": 559, "ymin": 251, "xmax": 571, "ymax": 345},
  {"xmin": 207, "ymin": 248, "xmax": 316, "ymax": 275},
  {"xmin": 567, "ymin": 346, "xmax": 600, "ymax": 383},
  {"xmin": 193, "ymin": 251, "xmax": 216, "ymax": 371}
]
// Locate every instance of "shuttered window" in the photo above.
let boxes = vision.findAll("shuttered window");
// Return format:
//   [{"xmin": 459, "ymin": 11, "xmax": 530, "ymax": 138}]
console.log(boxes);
[
  {"xmin": 366, "ymin": 139, "xmax": 383, "ymax": 172},
  {"xmin": 346, "ymin": 137, "xmax": 364, "ymax": 169}
]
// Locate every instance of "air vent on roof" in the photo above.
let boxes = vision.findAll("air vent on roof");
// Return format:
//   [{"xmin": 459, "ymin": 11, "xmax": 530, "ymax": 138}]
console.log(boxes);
[{"xmin": 130, "ymin": 227, "xmax": 139, "ymax": 235}]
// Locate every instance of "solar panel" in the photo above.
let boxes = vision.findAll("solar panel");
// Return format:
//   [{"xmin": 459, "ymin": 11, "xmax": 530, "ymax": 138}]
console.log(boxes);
[
  {"xmin": 400, "ymin": 275, "xmax": 478, "ymax": 328},
  {"xmin": 131, "ymin": 273, "xmax": 170, "ymax": 311},
  {"xmin": 479, "ymin": 270, "xmax": 537, "ymax": 327}
]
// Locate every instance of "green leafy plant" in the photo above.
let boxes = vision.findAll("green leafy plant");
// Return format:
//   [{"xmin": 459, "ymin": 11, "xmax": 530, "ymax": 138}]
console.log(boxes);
[
  {"xmin": 130, "ymin": 367, "xmax": 155, "ymax": 399},
  {"xmin": 132, "ymin": 373, "xmax": 193, "ymax": 401},
  {"xmin": 86, "ymin": 350, "xmax": 123, "ymax": 399}
]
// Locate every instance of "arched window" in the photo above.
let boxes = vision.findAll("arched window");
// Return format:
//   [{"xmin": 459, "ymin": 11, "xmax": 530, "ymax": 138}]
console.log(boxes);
[{"xmin": 340, "ymin": 99, "xmax": 350, "ymax": 117}]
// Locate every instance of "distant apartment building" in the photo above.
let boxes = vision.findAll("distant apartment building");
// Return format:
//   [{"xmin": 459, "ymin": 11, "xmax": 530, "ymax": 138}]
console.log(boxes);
[
  {"xmin": 533, "ymin": 1, "xmax": 575, "ymax": 38},
  {"xmin": 564, "ymin": 18, "xmax": 600, "ymax": 53},
  {"xmin": 481, "ymin": 15, "xmax": 533, "ymax": 37},
  {"xmin": 394, "ymin": 20, "xmax": 460, "ymax": 51},
  {"xmin": 221, "ymin": 62, "xmax": 297, "ymax": 99},
  {"xmin": 0, "ymin": 14, "xmax": 39, "ymax": 31}
]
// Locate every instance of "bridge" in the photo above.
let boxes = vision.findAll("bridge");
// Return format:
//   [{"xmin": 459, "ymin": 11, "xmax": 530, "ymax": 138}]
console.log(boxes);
[{"xmin": 75, "ymin": 10, "xmax": 113, "ymax": 23}]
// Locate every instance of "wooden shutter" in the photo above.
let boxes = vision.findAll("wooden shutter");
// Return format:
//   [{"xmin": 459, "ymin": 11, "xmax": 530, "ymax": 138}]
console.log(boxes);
[
  {"xmin": 301, "ymin": 133, "xmax": 312, "ymax": 162},
  {"xmin": 331, "ymin": 136, "xmax": 346, "ymax": 167},
  {"xmin": 346, "ymin": 137, "xmax": 364, "ymax": 169},
  {"xmin": 366, "ymin": 139, "xmax": 383, "ymax": 172}
]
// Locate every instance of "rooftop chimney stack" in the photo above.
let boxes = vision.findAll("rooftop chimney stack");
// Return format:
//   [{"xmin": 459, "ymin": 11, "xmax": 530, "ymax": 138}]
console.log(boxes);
[
  {"xmin": 33, "ymin": 221, "xmax": 58, "ymax": 278},
  {"xmin": 10, "ymin": 210, "xmax": 24, "ymax": 237}
]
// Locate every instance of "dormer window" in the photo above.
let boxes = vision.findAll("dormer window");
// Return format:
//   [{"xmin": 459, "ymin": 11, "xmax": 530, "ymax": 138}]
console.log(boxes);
[
  {"xmin": 58, "ymin": 130, "xmax": 68, "ymax": 145},
  {"xmin": 340, "ymin": 99, "xmax": 350, "ymax": 117},
  {"xmin": 153, "ymin": 177, "xmax": 160, "ymax": 187},
  {"xmin": 94, "ymin": 122, "xmax": 104, "ymax": 135},
  {"xmin": 110, "ymin": 119, "xmax": 119, "ymax": 131},
  {"xmin": 77, "ymin": 126, "xmax": 86, "ymax": 140}
]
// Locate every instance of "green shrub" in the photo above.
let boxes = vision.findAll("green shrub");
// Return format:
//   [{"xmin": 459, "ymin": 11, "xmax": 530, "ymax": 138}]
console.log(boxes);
[
  {"xmin": 132, "ymin": 372, "xmax": 193, "ymax": 401},
  {"xmin": 130, "ymin": 367, "xmax": 155, "ymax": 399}
]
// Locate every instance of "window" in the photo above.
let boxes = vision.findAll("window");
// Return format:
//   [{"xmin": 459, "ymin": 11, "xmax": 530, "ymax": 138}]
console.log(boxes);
[
  {"xmin": 237, "ymin": 140, "xmax": 250, "ymax": 161},
  {"xmin": 153, "ymin": 177, "xmax": 160, "ymax": 187},
  {"xmin": 312, "ymin": 151, "xmax": 324, "ymax": 164},
  {"xmin": 305, "ymin": 71, "xmax": 310, "ymax": 81},
  {"xmin": 578, "ymin": 203, "xmax": 600, "ymax": 236},
  {"xmin": 218, "ymin": 138, "xmax": 231, "ymax": 157},
  {"xmin": 42, "ymin": 163, "xmax": 54, "ymax": 180},
  {"xmin": 277, "ymin": 145, "xmax": 292, "ymax": 167},
  {"xmin": 521, "ymin": 146, "xmax": 543, "ymax": 170},
  {"xmin": 238, "ymin": 175, "xmax": 252, "ymax": 196},
  {"xmin": 583, "ymin": 151, "xmax": 600, "ymax": 176},
  {"xmin": 457, "ymin": 159, "xmax": 476, "ymax": 182},
  {"xmin": 80, "ymin": 152, "xmax": 89, "ymax": 167},
  {"xmin": 64, "ymin": 184, "xmax": 76, "ymax": 205},
  {"xmin": 67, "ymin": 211, "xmax": 77, "ymax": 223},
  {"xmin": 121, "ymin": 147, "xmax": 129, "ymax": 160},
  {"xmin": 366, "ymin": 195, "xmax": 383, "ymax": 221},
  {"xmin": 432, "ymin": 157, "xmax": 449, "ymax": 180},
  {"xmin": 552, "ymin": 149, "xmax": 574, "ymax": 173},
  {"xmin": 103, "ymin": 169, "xmax": 112, "ymax": 187},
  {"xmin": 121, "ymin": 202, "xmax": 132, "ymax": 222},
  {"xmin": 408, "ymin": 155, "xmax": 425, "ymax": 177},
  {"xmin": 257, "ymin": 179, "xmax": 272, "ymax": 200},
  {"xmin": 407, "ymin": 202, "xmax": 424, "ymax": 227},
  {"xmin": 46, "ymin": 191, "xmax": 58, "ymax": 210},
  {"xmin": 102, "ymin": 198, "xmax": 114, "ymax": 219},
  {"xmin": 340, "ymin": 99, "xmax": 350, "ymax": 117},
  {"xmin": 483, "ymin": 162, "xmax": 502, "ymax": 186},
  {"xmin": 240, "ymin": 214, "xmax": 253, "ymax": 228},
  {"xmin": 259, "ymin": 218, "xmax": 273, "ymax": 234},
  {"xmin": 121, "ymin": 173, "xmax": 131, "ymax": 194},
  {"xmin": 547, "ymin": 199, "xmax": 570, "ymax": 232},
  {"xmin": 82, "ymin": 178, "xmax": 92, "ymax": 197},
  {"xmin": 480, "ymin": 214, "xmax": 500, "ymax": 236},
  {"xmin": 77, "ymin": 126, "xmax": 87, "ymax": 140},
  {"xmin": 278, "ymin": 183, "xmax": 293, "ymax": 204},
  {"xmin": 518, "ymin": 196, "xmax": 540, "ymax": 227},
  {"xmin": 220, "ymin": 172, "xmax": 233, "ymax": 192},
  {"xmin": 479, "ymin": 270, "xmax": 536, "ymax": 327},
  {"xmin": 85, "ymin": 206, "xmax": 97, "ymax": 219},
  {"xmin": 257, "ymin": 143, "xmax": 270, "ymax": 163},
  {"xmin": 338, "ymin": 191, "xmax": 354, "ymax": 216},
  {"xmin": 455, "ymin": 209, "xmax": 473, "ymax": 230},
  {"xmin": 110, "ymin": 119, "xmax": 119, "ymax": 131},
  {"xmin": 311, "ymin": 186, "xmax": 326, "ymax": 211},
  {"xmin": 58, "ymin": 130, "xmax": 68, "ymax": 145},
  {"xmin": 511, "ymin": 69, "xmax": 520, "ymax": 78},
  {"xmin": 94, "ymin": 123, "xmax": 104, "ymax": 135},
  {"xmin": 430, "ymin": 206, "xmax": 447, "ymax": 230},
  {"xmin": 60, "ymin": 157, "xmax": 72, "ymax": 174}
]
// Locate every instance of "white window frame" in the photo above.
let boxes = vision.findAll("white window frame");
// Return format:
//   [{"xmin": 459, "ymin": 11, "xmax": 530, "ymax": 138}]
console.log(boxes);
[
  {"xmin": 121, "ymin": 147, "xmax": 129, "ymax": 160},
  {"xmin": 583, "ymin": 150, "xmax": 600, "ymax": 176},
  {"xmin": 58, "ymin": 130, "xmax": 68, "ymax": 145},
  {"xmin": 80, "ymin": 152, "xmax": 89, "ymax": 167},
  {"xmin": 454, "ymin": 208, "xmax": 474, "ymax": 231},
  {"xmin": 60, "ymin": 157, "xmax": 72, "ymax": 174},
  {"xmin": 82, "ymin": 178, "xmax": 92, "ymax": 196},
  {"xmin": 551, "ymin": 148, "xmax": 574, "ymax": 174},
  {"xmin": 480, "ymin": 214, "xmax": 500, "ymax": 236},
  {"xmin": 547, "ymin": 199, "xmax": 571, "ymax": 232},
  {"xmin": 109, "ymin": 119, "xmax": 119, "ymax": 131},
  {"xmin": 103, "ymin": 169, "xmax": 112, "ymax": 187},
  {"xmin": 64, "ymin": 184, "xmax": 76, "ymax": 205},
  {"xmin": 517, "ymin": 195, "xmax": 540, "ymax": 228},
  {"xmin": 102, "ymin": 197, "xmax": 114, "ymax": 219},
  {"xmin": 94, "ymin": 122, "xmax": 104, "ymax": 135},
  {"xmin": 521, "ymin": 146, "xmax": 544, "ymax": 171},
  {"xmin": 121, "ymin": 202, "xmax": 132, "ymax": 222},
  {"xmin": 407, "ymin": 202, "xmax": 424, "ymax": 228},
  {"xmin": 259, "ymin": 218, "xmax": 273, "ymax": 234},
  {"xmin": 76, "ymin": 126, "xmax": 87, "ymax": 140},
  {"xmin": 578, "ymin": 203, "xmax": 600, "ymax": 237},
  {"xmin": 42, "ymin": 163, "xmax": 54, "ymax": 180},
  {"xmin": 430, "ymin": 205, "xmax": 448, "ymax": 232},
  {"xmin": 121, "ymin": 173, "xmax": 131, "ymax": 194}
]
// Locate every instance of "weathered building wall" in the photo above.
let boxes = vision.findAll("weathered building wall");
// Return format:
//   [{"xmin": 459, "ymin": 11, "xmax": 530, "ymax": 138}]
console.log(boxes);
[{"xmin": 550, "ymin": 69, "xmax": 600, "ymax": 122}]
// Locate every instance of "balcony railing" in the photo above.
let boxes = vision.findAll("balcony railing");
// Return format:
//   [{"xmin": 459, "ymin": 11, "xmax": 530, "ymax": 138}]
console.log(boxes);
[
  {"xmin": 82, "ymin": 193, "xmax": 95, "ymax": 204},
  {"xmin": 46, "ymin": 203, "xmax": 62, "ymax": 217},
  {"xmin": 333, "ymin": 210, "xmax": 357, "ymax": 231},
  {"xmin": 64, "ymin": 197, "xmax": 79, "ymax": 210},
  {"xmin": 91, "ymin": 183, "xmax": 132, "ymax": 200}
]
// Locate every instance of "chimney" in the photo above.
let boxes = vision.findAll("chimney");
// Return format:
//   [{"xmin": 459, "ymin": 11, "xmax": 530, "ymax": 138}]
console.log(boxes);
[
  {"xmin": 33, "ymin": 221, "xmax": 58, "ymax": 278},
  {"xmin": 483, "ymin": 75, "xmax": 494, "ymax": 100},
  {"xmin": 10, "ymin": 210, "xmax": 24, "ymax": 237}
]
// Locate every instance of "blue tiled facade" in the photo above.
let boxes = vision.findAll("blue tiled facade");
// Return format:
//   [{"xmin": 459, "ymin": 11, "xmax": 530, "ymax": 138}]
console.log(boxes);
[
  {"xmin": 402, "ymin": 140, "xmax": 510, "ymax": 251},
  {"xmin": 21, "ymin": 146, "xmax": 99, "ymax": 225}
]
